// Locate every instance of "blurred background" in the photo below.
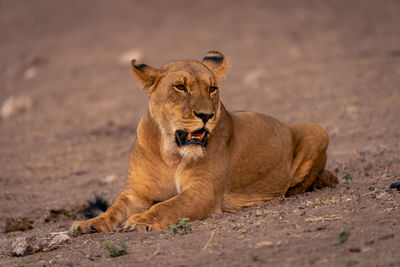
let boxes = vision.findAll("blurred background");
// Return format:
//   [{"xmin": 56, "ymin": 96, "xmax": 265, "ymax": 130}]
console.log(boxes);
[{"xmin": 1, "ymin": 0, "xmax": 399, "ymax": 227}]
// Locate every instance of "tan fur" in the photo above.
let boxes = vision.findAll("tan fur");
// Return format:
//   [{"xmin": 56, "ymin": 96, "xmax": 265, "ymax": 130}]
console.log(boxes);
[{"xmin": 71, "ymin": 51, "xmax": 337, "ymax": 233}]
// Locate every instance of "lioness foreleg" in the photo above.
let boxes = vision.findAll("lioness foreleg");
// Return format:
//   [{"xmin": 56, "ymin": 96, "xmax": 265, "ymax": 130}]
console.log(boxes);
[
  {"xmin": 70, "ymin": 191, "xmax": 151, "ymax": 233},
  {"xmin": 122, "ymin": 170, "xmax": 222, "ymax": 232}
]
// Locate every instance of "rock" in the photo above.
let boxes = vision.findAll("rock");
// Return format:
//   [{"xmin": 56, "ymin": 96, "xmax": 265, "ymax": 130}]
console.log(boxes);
[
  {"xmin": 11, "ymin": 232, "xmax": 71, "ymax": 256},
  {"xmin": 0, "ymin": 95, "xmax": 32, "ymax": 120},
  {"xmin": 47, "ymin": 233, "xmax": 71, "ymax": 250},
  {"xmin": 11, "ymin": 237, "xmax": 30, "ymax": 256},
  {"xmin": 38, "ymin": 232, "xmax": 71, "ymax": 252}
]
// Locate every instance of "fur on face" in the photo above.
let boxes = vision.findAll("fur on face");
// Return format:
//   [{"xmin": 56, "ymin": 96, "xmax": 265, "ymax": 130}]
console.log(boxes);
[{"xmin": 131, "ymin": 51, "xmax": 228, "ymax": 161}]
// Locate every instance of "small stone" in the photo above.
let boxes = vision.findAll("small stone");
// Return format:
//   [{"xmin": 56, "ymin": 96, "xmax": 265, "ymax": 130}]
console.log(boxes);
[
  {"xmin": 255, "ymin": 210, "xmax": 263, "ymax": 217},
  {"xmin": 305, "ymin": 200, "xmax": 313, "ymax": 206},
  {"xmin": 0, "ymin": 95, "xmax": 32, "ymax": 120},
  {"xmin": 11, "ymin": 237, "xmax": 30, "ymax": 256},
  {"xmin": 99, "ymin": 174, "xmax": 117, "ymax": 185}
]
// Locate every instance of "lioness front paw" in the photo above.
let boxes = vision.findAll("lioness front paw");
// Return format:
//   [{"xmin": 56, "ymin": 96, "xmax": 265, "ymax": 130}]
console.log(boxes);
[
  {"xmin": 70, "ymin": 215, "xmax": 117, "ymax": 234},
  {"xmin": 121, "ymin": 213, "xmax": 163, "ymax": 232}
]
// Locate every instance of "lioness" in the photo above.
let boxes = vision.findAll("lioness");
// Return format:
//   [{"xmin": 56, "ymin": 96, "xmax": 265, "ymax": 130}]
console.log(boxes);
[{"xmin": 71, "ymin": 51, "xmax": 337, "ymax": 233}]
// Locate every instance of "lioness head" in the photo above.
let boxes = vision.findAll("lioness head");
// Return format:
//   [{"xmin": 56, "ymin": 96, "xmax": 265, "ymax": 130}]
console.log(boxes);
[{"xmin": 131, "ymin": 51, "xmax": 228, "ymax": 161}]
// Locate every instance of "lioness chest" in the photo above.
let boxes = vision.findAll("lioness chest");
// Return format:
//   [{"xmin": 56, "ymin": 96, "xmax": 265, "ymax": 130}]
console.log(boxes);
[{"xmin": 132, "ymin": 111, "xmax": 294, "ymax": 210}]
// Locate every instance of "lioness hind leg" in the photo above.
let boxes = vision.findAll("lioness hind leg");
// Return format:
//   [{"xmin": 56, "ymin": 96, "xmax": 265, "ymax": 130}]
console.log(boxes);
[
  {"xmin": 286, "ymin": 165, "xmax": 338, "ymax": 196},
  {"xmin": 285, "ymin": 153, "xmax": 327, "ymax": 196},
  {"xmin": 286, "ymin": 123, "xmax": 337, "ymax": 196},
  {"xmin": 311, "ymin": 169, "xmax": 338, "ymax": 190}
]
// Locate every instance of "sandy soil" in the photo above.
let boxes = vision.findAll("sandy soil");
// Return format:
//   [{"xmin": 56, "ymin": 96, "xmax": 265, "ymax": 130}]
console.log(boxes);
[{"xmin": 0, "ymin": 0, "xmax": 399, "ymax": 266}]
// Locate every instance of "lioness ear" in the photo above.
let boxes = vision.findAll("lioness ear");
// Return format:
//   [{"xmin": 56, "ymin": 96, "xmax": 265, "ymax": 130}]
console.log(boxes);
[
  {"xmin": 131, "ymin": 59, "xmax": 158, "ymax": 90},
  {"xmin": 201, "ymin": 51, "xmax": 229, "ymax": 80}
]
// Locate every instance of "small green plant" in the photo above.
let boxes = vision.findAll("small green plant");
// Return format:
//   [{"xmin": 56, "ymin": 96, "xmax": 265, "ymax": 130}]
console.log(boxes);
[
  {"xmin": 342, "ymin": 171, "xmax": 353, "ymax": 183},
  {"xmin": 71, "ymin": 229, "xmax": 82, "ymax": 238},
  {"xmin": 103, "ymin": 240, "xmax": 127, "ymax": 257},
  {"xmin": 169, "ymin": 217, "xmax": 192, "ymax": 235},
  {"xmin": 338, "ymin": 227, "xmax": 350, "ymax": 244}
]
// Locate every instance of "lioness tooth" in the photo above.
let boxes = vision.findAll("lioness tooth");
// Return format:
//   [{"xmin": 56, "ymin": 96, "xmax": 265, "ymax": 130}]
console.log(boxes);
[{"xmin": 188, "ymin": 133, "xmax": 193, "ymax": 139}]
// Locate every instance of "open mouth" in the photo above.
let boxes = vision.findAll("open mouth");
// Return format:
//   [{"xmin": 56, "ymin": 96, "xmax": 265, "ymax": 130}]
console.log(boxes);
[{"xmin": 175, "ymin": 128, "xmax": 209, "ymax": 147}]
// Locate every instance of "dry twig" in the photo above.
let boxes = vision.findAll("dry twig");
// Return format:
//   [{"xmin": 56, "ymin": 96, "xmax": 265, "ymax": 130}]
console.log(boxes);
[
  {"xmin": 202, "ymin": 230, "xmax": 216, "ymax": 251},
  {"xmin": 305, "ymin": 215, "xmax": 342, "ymax": 222}
]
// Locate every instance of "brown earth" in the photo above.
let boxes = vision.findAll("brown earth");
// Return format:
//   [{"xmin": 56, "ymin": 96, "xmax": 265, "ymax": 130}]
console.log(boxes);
[{"xmin": 1, "ymin": 0, "xmax": 399, "ymax": 266}]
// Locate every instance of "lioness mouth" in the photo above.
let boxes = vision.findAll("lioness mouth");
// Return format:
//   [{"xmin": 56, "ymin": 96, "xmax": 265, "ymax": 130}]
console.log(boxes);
[{"xmin": 175, "ymin": 128, "xmax": 208, "ymax": 147}]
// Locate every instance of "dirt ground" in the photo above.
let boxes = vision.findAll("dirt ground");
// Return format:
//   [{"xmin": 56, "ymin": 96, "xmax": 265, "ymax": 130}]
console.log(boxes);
[{"xmin": 1, "ymin": 0, "xmax": 399, "ymax": 266}]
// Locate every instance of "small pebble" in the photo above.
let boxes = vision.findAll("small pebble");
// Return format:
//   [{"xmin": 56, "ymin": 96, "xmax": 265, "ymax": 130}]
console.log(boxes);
[
  {"xmin": 0, "ymin": 95, "xmax": 32, "ymax": 120},
  {"xmin": 255, "ymin": 210, "xmax": 263, "ymax": 217}
]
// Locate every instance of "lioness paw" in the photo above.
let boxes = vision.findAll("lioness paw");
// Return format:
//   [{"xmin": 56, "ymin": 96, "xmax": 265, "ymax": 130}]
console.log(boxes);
[
  {"xmin": 121, "ymin": 213, "xmax": 162, "ymax": 232},
  {"xmin": 70, "ymin": 216, "xmax": 116, "ymax": 234}
]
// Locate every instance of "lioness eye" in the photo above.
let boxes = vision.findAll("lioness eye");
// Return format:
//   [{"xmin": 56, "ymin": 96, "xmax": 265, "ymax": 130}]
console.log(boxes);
[
  {"xmin": 174, "ymin": 84, "xmax": 187, "ymax": 92},
  {"xmin": 209, "ymin": 86, "xmax": 218, "ymax": 95}
]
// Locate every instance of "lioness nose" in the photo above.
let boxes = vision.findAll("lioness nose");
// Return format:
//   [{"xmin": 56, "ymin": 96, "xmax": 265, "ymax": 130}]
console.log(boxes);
[{"xmin": 193, "ymin": 111, "xmax": 214, "ymax": 124}]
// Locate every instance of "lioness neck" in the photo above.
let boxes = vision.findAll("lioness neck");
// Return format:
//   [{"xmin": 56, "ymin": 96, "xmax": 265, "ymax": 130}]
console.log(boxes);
[
  {"xmin": 135, "ymin": 112, "xmax": 180, "ymax": 166},
  {"xmin": 135, "ymin": 104, "xmax": 231, "ymax": 167}
]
